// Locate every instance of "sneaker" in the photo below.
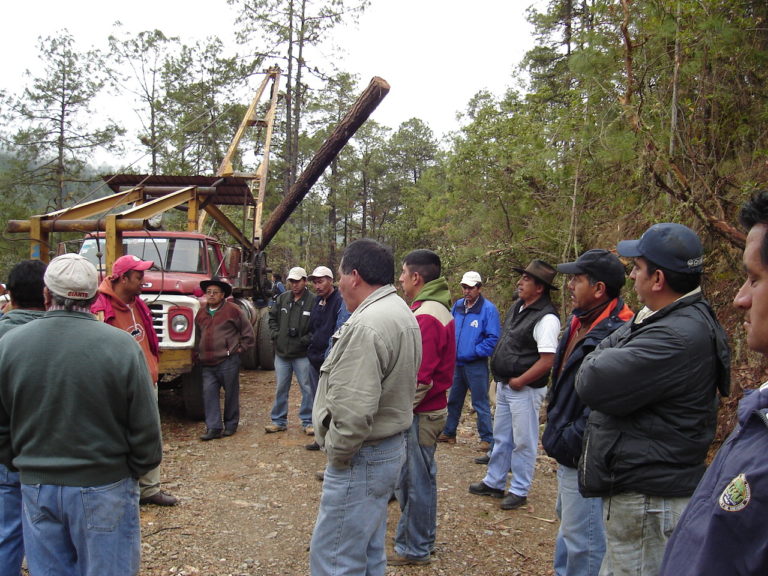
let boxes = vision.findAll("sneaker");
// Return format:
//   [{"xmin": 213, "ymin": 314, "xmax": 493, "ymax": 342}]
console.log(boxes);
[
  {"xmin": 303, "ymin": 425, "xmax": 315, "ymax": 436},
  {"xmin": 468, "ymin": 481, "xmax": 504, "ymax": 498},
  {"xmin": 264, "ymin": 423, "xmax": 287, "ymax": 433},
  {"xmin": 500, "ymin": 493, "xmax": 527, "ymax": 510},
  {"xmin": 387, "ymin": 553, "xmax": 431, "ymax": 566},
  {"xmin": 437, "ymin": 433, "xmax": 456, "ymax": 443}
]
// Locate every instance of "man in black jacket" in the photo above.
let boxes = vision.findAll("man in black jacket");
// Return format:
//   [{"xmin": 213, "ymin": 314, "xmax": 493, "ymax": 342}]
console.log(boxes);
[
  {"xmin": 543, "ymin": 250, "xmax": 632, "ymax": 576},
  {"xmin": 266, "ymin": 266, "xmax": 316, "ymax": 434},
  {"xmin": 575, "ymin": 223, "xmax": 730, "ymax": 576},
  {"xmin": 469, "ymin": 260, "xmax": 561, "ymax": 511}
]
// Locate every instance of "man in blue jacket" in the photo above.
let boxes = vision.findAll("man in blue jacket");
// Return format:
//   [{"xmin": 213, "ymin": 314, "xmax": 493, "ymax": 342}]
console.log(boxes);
[
  {"xmin": 438, "ymin": 271, "xmax": 500, "ymax": 451},
  {"xmin": 660, "ymin": 192, "xmax": 768, "ymax": 575},
  {"xmin": 543, "ymin": 250, "xmax": 633, "ymax": 576}
]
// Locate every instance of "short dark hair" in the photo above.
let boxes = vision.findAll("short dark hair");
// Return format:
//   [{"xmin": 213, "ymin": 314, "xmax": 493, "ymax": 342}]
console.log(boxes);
[
  {"xmin": 739, "ymin": 191, "xmax": 768, "ymax": 266},
  {"xmin": 645, "ymin": 259, "xmax": 701, "ymax": 295},
  {"xmin": 585, "ymin": 274, "xmax": 621, "ymax": 300},
  {"xmin": 273, "ymin": 273, "xmax": 282, "ymax": 281},
  {"xmin": 340, "ymin": 239, "xmax": 394, "ymax": 286},
  {"xmin": 403, "ymin": 249, "xmax": 441, "ymax": 284},
  {"xmin": 7, "ymin": 260, "xmax": 46, "ymax": 309}
]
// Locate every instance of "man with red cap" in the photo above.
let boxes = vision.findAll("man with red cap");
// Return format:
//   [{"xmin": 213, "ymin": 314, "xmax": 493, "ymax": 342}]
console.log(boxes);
[{"xmin": 91, "ymin": 255, "xmax": 177, "ymax": 506}]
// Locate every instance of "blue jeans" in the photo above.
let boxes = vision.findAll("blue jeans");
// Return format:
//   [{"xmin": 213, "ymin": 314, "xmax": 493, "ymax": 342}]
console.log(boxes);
[
  {"xmin": 394, "ymin": 416, "xmax": 438, "ymax": 559},
  {"xmin": 444, "ymin": 360, "xmax": 493, "ymax": 443},
  {"xmin": 310, "ymin": 432, "xmax": 406, "ymax": 576},
  {"xmin": 484, "ymin": 383, "xmax": 546, "ymax": 496},
  {"xmin": 0, "ymin": 464, "xmax": 23, "ymax": 576},
  {"xmin": 271, "ymin": 355, "xmax": 313, "ymax": 428},
  {"xmin": 554, "ymin": 465, "xmax": 608, "ymax": 576},
  {"xmin": 22, "ymin": 477, "xmax": 141, "ymax": 576},
  {"xmin": 602, "ymin": 491, "xmax": 688, "ymax": 576},
  {"xmin": 202, "ymin": 355, "xmax": 241, "ymax": 432}
]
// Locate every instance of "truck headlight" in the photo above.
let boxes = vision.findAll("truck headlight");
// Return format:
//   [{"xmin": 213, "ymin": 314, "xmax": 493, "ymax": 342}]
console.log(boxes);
[{"xmin": 168, "ymin": 307, "xmax": 193, "ymax": 342}]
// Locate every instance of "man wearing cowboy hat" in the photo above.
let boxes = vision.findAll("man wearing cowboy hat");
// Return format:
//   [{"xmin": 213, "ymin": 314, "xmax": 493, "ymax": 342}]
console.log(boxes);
[
  {"xmin": 91, "ymin": 255, "xmax": 177, "ymax": 506},
  {"xmin": 195, "ymin": 277, "xmax": 255, "ymax": 441},
  {"xmin": 470, "ymin": 260, "xmax": 561, "ymax": 511}
]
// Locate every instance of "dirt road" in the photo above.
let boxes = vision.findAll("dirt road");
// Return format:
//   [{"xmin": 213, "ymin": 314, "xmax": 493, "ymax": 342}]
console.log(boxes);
[{"xmin": 142, "ymin": 369, "xmax": 559, "ymax": 575}]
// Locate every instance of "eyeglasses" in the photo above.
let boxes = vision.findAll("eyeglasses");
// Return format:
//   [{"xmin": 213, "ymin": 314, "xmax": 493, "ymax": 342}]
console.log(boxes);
[{"xmin": 205, "ymin": 290, "xmax": 223, "ymax": 295}]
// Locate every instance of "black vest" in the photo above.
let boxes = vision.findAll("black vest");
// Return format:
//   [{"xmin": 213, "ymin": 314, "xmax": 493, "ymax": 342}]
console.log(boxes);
[{"xmin": 491, "ymin": 295, "xmax": 558, "ymax": 388}]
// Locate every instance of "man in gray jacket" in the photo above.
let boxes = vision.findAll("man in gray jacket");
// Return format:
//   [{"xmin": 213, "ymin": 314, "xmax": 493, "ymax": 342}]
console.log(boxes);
[
  {"xmin": 310, "ymin": 239, "xmax": 422, "ymax": 576},
  {"xmin": 576, "ymin": 223, "xmax": 730, "ymax": 576}
]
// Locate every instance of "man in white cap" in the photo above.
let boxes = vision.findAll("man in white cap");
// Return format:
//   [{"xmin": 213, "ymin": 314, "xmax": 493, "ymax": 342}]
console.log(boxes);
[
  {"xmin": 91, "ymin": 254, "xmax": 177, "ymax": 506},
  {"xmin": 304, "ymin": 266, "xmax": 344, "ymax": 450},
  {"xmin": 438, "ymin": 271, "xmax": 501, "ymax": 451},
  {"xmin": 266, "ymin": 266, "xmax": 316, "ymax": 433},
  {"xmin": 0, "ymin": 253, "xmax": 162, "ymax": 575}
]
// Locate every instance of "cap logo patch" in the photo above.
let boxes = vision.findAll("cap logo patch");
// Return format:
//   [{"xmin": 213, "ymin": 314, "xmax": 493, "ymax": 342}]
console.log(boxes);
[
  {"xmin": 687, "ymin": 256, "xmax": 704, "ymax": 268},
  {"xmin": 718, "ymin": 473, "xmax": 750, "ymax": 512}
]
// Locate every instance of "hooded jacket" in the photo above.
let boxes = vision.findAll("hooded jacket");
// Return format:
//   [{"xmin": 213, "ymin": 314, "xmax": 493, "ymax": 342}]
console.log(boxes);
[
  {"xmin": 410, "ymin": 277, "xmax": 456, "ymax": 413},
  {"xmin": 91, "ymin": 278, "xmax": 160, "ymax": 383},
  {"xmin": 576, "ymin": 291, "xmax": 731, "ymax": 498},
  {"xmin": 542, "ymin": 297, "xmax": 633, "ymax": 468}
]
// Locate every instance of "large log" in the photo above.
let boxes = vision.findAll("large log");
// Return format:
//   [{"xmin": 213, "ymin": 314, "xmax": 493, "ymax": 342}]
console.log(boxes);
[{"xmin": 260, "ymin": 76, "xmax": 390, "ymax": 250}]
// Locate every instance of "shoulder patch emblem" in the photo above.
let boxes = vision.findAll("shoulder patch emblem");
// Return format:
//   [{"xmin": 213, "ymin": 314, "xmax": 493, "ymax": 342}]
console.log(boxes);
[{"xmin": 718, "ymin": 473, "xmax": 751, "ymax": 512}]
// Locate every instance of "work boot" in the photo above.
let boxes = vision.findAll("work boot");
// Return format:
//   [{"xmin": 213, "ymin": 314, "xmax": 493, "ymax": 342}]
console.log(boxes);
[{"xmin": 200, "ymin": 429, "xmax": 223, "ymax": 441}]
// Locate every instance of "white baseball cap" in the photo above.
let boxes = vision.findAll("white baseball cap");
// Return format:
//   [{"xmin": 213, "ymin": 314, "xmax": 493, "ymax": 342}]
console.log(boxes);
[
  {"xmin": 308, "ymin": 266, "xmax": 334, "ymax": 281},
  {"xmin": 460, "ymin": 271, "xmax": 482, "ymax": 287},
  {"xmin": 287, "ymin": 267, "xmax": 308, "ymax": 281},
  {"xmin": 44, "ymin": 253, "xmax": 98, "ymax": 300}
]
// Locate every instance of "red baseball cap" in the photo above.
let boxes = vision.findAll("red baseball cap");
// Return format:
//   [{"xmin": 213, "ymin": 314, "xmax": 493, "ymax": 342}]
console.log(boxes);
[{"xmin": 111, "ymin": 255, "xmax": 153, "ymax": 280}]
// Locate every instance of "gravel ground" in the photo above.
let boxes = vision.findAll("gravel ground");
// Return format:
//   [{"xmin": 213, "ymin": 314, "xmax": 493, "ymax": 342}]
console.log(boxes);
[{"xmin": 140, "ymin": 369, "xmax": 559, "ymax": 576}]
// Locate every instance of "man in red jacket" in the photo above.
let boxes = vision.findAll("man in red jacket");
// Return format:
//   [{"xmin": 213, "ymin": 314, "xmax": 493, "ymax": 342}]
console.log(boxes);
[
  {"xmin": 391, "ymin": 249, "xmax": 456, "ymax": 566},
  {"xmin": 92, "ymin": 255, "xmax": 177, "ymax": 507}
]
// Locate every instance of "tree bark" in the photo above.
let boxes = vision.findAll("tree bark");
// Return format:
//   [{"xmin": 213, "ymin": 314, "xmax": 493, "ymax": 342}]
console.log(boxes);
[{"xmin": 261, "ymin": 76, "xmax": 390, "ymax": 249}]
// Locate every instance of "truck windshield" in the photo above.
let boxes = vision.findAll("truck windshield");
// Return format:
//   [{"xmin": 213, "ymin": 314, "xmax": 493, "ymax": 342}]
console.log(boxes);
[{"xmin": 80, "ymin": 237, "xmax": 207, "ymax": 274}]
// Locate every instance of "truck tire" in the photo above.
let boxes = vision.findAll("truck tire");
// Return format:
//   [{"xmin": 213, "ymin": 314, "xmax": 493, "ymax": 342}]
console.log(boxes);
[
  {"xmin": 182, "ymin": 365, "xmax": 205, "ymax": 421},
  {"xmin": 236, "ymin": 297, "xmax": 260, "ymax": 370},
  {"xmin": 258, "ymin": 307, "xmax": 275, "ymax": 370}
]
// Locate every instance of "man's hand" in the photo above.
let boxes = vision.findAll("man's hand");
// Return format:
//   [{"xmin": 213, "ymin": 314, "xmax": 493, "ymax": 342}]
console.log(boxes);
[{"xmin": 508, "ymin": 377, "xmax": 525, "ymax": 391}]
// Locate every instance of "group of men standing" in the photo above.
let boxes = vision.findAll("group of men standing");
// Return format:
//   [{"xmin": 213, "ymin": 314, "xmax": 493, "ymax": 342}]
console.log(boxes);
[{"xmin": 3, "ymin": 192, "xmax": 768, "ymax": 574}]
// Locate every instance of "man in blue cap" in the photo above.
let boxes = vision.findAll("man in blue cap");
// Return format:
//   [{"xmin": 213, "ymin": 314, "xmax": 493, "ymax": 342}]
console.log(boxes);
[{"xmin": 575, "ymin": 223, "xmax": 731, "ymax": 576}]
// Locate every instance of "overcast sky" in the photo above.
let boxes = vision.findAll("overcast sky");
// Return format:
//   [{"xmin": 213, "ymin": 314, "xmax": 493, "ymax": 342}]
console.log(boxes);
[{"xmin": 2, "ymin": 0, "xmax": 542, "ymax": 165}]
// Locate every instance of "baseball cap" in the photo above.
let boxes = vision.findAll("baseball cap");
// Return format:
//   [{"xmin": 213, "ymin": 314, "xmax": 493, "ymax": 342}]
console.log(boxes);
[
  {"xmin": 617, "ymin": 223, "xmax": 703, "ymax": 274},
  {"xmin": 460, "ymin": 271, "xmax": 482, "ymax": 287},
  {"xmin": 111, "ymin": 255, "xmax": 153, "ymax": 280},
  {"xmin": 44, "ymin": 253, "xmax": 98, "ymax": 300},
  {"xmin": 287, "ymin": 267, "xmax": 308, "ymax": 281},
  {"xmin": 556, "ymin": 250, "xmax": 626, "ymax": 291},
  {"xmin": 308, "ymin": 266, "xmax": 334, "ymax": 281}
]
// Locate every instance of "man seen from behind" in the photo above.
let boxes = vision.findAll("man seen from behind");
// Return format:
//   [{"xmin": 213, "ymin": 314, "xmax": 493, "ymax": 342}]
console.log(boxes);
[
  {"xmin": 0, "ymin": 259, "xmax": 46, "ymax": 576},
  {"xmin": 0, "ymin": 254, "xmax": 162, "ymax": 576}
]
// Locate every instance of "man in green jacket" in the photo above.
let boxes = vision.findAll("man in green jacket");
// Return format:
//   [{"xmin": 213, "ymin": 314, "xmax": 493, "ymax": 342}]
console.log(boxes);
[
  {"xmin": 0, "ymin": 254, "xmax": 162, "ymax": 576},
  {"xmin": 266, "ymin": 266, "xmax": 316, "ymax": 434}
]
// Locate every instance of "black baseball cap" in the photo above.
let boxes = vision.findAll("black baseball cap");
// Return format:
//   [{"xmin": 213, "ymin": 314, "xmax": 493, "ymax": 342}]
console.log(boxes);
[
  {"xmin": 556, "ymin": 250, "xmax": 626, "ymax": 291},
  {"xmin": 617, "ymin": 223, "xmax": 703, "ymax": 274}
]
